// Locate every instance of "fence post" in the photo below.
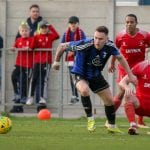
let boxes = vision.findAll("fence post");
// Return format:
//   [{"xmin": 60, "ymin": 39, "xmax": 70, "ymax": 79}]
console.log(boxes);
[
  {"xmin": 58, "ymin": 58, "xmax": 63, "ymax": 118},
  {"xmin": 0, "ymin": 0, "xmax": 7, "ymax": 112}
]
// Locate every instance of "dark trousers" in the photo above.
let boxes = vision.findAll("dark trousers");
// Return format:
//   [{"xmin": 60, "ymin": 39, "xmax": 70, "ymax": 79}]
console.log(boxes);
[
  {"xmin": 29, "ymin": 63, "xmax": 48, "ymax": 102},
  {"xmin": 35, "ymin": 64, "xmax": 50, "ymax": 103},
  {"xmin": 11, "ymin": 65, "xmax": 31, "ymax": 98}
]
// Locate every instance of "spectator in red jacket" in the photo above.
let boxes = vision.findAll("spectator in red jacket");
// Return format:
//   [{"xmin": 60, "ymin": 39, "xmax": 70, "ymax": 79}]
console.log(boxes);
[
  {"xmin": 26, "ymin": 20, "xmax": 59, "ymax": 112},
  {"xmin": 10, "ymin": 4, "xmax": 42, "ymax": 113},
  {"xmin": 11, "ymin": 23, "xmax": 34, "ymax": 112}
]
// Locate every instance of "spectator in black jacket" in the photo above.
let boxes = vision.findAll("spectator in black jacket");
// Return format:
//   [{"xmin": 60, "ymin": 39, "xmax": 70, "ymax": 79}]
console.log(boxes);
[{"xmin": 10, "ymin": 4, "xmax": 43, "ymax": 113}]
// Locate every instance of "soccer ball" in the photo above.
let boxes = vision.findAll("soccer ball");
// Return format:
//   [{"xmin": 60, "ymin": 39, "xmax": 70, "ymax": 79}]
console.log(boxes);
[
  {"xmin": 37, "ymin": 109, "xmax": 51, "ymax": 120},
  {"xmin": 0, "ymin": 116, "xmax": 12, "ymax": 134}
]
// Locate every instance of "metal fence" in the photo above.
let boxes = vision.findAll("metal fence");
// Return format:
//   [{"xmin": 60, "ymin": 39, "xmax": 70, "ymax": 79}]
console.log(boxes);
[{"xmin": 0, "ymin": 48, "xmax": 111, "ymax": 118}]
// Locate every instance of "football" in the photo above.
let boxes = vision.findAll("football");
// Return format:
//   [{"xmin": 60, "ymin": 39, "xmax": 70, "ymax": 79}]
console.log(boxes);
[
  {"xmin": 37, "ymin": 109, "xmax": 51, "ymax": 120},
  {"xmin": 0, "ymin": 116, "xmax": 12, "ymax": 134}
]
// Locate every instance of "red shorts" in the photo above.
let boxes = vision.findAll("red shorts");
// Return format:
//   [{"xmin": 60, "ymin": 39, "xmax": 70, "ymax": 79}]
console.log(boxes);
[{"xmin": 135, "ymin": 96, "xmax": 150, "ymax": 117}]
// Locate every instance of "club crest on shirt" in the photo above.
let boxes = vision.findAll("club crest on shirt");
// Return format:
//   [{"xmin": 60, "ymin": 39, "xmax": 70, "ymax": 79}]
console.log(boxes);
[
  {"xmin": 142, "ymin": 74, "xmax": 147, "ymax": 80},
  {"xmin": 92, "ymin": 55, "xmax": 102, "ymax": 66},
  {"xmin": 122, "ymin": 42, "xmax": 127, "ymax": 46}
]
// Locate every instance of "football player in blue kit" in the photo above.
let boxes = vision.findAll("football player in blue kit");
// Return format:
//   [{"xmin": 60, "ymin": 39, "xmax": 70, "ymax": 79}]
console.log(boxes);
[{"xmin": 52, "ymin": 26, "xmax": 137, "ymax": 133}]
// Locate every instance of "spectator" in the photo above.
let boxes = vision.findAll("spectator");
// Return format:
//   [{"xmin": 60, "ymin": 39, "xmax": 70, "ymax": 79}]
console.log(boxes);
[
  {"xmin": 10, "ymin": 4, "xmax": 43, "ymax": 113},
  {"xmin": 10, "ymin": 23, "xmax": 34, "ymax": 113},
  {"xmin": 16, "ymin": 4, "xmax": 42, "ymax": 38},
  {"xmin": 61, "ymin": 16, "xmax": 86, "ymax": 104},
  {"xmin": 26, "ymin": 20, "xmax": 59, "ymax": 112}
]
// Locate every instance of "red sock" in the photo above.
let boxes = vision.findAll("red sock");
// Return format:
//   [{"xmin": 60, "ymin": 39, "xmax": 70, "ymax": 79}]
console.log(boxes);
[
  {"xmin": 124, "ymin": 102, "xmax": 136, "ymax": 123},
  {"xmin": 114, "ymin": 96, "xmax": 122, "ymax": 111},
  {"xmin": 137, "ymin": 116, "xmax": 144, "ymax": 124}
]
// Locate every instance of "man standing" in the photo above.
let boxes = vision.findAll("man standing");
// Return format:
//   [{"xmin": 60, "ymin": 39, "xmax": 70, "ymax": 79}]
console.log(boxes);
[
  {"xmin": 52, "ymin": 26, "xmax": 137, "ymax": 133},
  {"xmin": 108, "ymin": 14, "xmax": 150, "ymax": 128},
  {"xmin": 10, "ymin": 4, "xmax": 43, "ymax": 113},
  {"xmin": 119, "ymin": 60, "xmax": 150, "ymax": 135}
]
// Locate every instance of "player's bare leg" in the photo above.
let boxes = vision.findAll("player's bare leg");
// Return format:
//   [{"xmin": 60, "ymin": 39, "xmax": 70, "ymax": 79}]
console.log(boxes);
[{"xmin": 76, "ymin": 80, "xmax": 95, "ymax": 132}]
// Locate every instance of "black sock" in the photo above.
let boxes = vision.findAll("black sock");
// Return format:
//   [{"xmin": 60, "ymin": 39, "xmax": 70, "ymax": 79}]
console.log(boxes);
[
  {"xmin": 81, "ymin": 96, "xmax": 92, "ymax": 117},
  {"xmin": 105, "ymin": 105, "xmax": 115, "ymax": 124}
]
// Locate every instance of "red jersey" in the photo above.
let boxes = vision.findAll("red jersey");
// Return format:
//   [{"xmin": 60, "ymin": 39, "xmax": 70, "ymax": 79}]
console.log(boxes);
[
  {"xmin": 132, "ymin": 60, "xmax": 150, "ymax": 99},
  {"xmin": 115, "ymin": 29, "xmax": 150, "ymax": 76},
  {"xmin": 13, "ymin": 37, "xmax": 34, "ymax": 68},
  {"xmin": 34, "ymin": 25, "xmax": 59, "ymax": 64}
]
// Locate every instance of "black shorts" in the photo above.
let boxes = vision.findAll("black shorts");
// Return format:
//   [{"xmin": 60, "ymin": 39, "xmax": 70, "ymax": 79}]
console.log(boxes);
[{"xmin": 73, "ymin": 74, "xmax": 109, "ymax": 93}]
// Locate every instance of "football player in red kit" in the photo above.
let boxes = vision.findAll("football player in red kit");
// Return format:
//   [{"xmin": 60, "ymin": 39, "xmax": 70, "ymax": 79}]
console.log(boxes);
[
  {"xmin": 108, "ymin": 14, "xmax": 150, "ymax": 128},
  {"xmin": 119, "ymin": 60, "xmax": 150, "ymax": 135}
]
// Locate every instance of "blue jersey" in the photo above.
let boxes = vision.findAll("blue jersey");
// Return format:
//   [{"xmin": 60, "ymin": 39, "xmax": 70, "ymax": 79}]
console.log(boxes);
[{"xmin": 70, "ymin": 39, "xmax": 120, "ymax": 80}]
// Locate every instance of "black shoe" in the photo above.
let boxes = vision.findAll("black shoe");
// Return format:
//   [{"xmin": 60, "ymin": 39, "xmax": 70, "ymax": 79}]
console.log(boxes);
[
  {"xmin": 12, "ymin": 98, "xmax": 20, "ymax": 103},
  {"xmin": 10, "ymin": 106, "xmax": 24, "ymax": 113},
  {"xmin": 20, "ymin": 97, "xmax": 27, "ymax": 104},
  {"xmin": 37, "ymin": 105, "xmax": 47, "ymax": 113}
]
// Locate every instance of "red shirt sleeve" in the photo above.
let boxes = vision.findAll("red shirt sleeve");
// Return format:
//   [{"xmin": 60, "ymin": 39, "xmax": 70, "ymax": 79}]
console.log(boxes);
[{"xmin": 48, "ymin": 25, "xmax": 60, "ymax": 41}]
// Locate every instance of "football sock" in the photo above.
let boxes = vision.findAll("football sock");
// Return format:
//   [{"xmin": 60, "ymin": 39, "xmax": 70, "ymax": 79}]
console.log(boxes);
[
  {"xmin": 114, "ymin": 96, "xmax": 122, "ymax": 111},
  {"xmin": 137, "ymin": 116, "xmax": 144, "ymax": 124},
  {"xmin": 124, "ymin": 102, "xmax": 135, "ymax": 123},
  {"xmin": 104, "ymin": 105, "xmax": 115, "ymax": 124},
  {"xmin": 81, "ymin": 96, "xmax": 92, "ymax": 117}
]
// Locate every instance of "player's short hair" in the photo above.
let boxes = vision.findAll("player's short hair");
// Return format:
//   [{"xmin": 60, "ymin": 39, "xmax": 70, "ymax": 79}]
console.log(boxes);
[
  {"xmin": 95, "ymin": 26, "xmax": 109, "ymax": 35},
  {"xmin": 29, "ymin": 4, "xmax": 40, "ymax": 10},
  {"xmin": 126, "ymin": 14, "xmax": 138, "ymax": 22}
]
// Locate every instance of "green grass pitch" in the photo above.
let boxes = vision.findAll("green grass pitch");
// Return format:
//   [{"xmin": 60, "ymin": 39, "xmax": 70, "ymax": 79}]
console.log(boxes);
[{"xmin": 0, "ymin": 116, "xmax": 150, "ymax": 150}]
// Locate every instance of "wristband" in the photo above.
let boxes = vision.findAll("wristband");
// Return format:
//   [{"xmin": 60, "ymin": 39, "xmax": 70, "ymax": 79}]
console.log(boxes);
[{"xmin": 53, "ymin": 61, "xmax": 60, "ymax": 66}]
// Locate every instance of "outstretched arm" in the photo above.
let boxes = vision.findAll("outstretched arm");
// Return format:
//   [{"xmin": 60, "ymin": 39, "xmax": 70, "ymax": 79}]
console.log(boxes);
[
  {"xmin": 115, "ymin": 54, "xmax": 137, "ymax": 85},
  {"xmin": 52, "ymin": 43, "xmax": 69, "ymax": 70}
]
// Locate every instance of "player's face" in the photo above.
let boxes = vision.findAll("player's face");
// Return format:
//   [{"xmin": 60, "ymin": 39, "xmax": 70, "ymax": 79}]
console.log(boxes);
[
  {"xmin": 68, "ymin": 23, "xmax": 79, "ymax": 32},
  {"xmin": 29, "ymin": 7, "xmax": 40, "ymax": 20},
  {"xmin": 125, "ymin": 16, "xmax": 137, "ymax": 34},
  {"xmin": 19, "ymin": 28, "xmax": 30, "ymax": 38},
  {"xmin": 94, "ymin": 31, "xmax": 108, "ymax": 50}
]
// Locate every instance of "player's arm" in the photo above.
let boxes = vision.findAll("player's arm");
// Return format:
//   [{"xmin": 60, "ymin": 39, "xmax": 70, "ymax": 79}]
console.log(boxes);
[
  {"xmin": 108, "ymin": 56, "xmax": 116, "ymax": 73},
  {"xmin": 146, "ymin": 48, "xmax": 150, "ymax": 53},
  {"xmin": 52, "ymin": 42, "xmax": 70, "ymax": 70},
  {"xmin": 119, "ymin": 75, "xmax": 134, "ymax": 96},
  {"xmin": 115, "ymin": 54, "xmax": 137, "ymax": 85},
  {"xmin": 52, "ymin": 38, "xmax": 93, "ymax": 70},
  {"xmin": 108, "ymin": 35, "xmax": 120, "ymax": 73}
]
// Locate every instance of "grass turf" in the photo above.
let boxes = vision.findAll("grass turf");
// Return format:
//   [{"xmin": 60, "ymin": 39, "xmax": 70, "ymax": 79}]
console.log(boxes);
[{"xmin": 0, "ymin": 116, "xmax": 150, "ymax": 150}]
